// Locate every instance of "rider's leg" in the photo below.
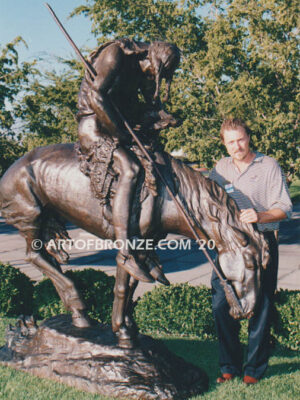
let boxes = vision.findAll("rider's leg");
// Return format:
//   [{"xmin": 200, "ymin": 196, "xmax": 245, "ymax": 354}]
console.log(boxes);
[
  {"xmin": 112, "ymin": 147, "xmax": 140, "ymax": 249},
  {"xmin": 78, "ymin": 114, "xmax": 101, "ymax": 154},
  {"xmin": 112, "ymin": 148, "xmax": 153, "ymax": 282}
]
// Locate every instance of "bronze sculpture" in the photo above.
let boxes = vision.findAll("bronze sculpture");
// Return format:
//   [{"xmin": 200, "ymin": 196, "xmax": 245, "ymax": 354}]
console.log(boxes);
[
  {"xmin": 0, "ymin": 7, "xmax": 270, "ymax": 396},
  {"xmin": 0, "ymin": 143, "xmax": 269, "ymax": 347},
  {"xmin": 76, "ymin": 38, "xmax": 180, "ymax": 286}
]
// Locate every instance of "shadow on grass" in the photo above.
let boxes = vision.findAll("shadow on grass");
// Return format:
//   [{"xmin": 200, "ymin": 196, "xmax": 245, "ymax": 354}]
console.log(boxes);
[
  {"xmin": 266, "ymin": 361, "xmax": 300, "ymax": 378},
  {"xmin": 162, "ymin": 338, "xmax": 220, "ymax": 385},
  {"xmin": 161, "ymin": 337, "xmax": 299, "ymax": 394}
]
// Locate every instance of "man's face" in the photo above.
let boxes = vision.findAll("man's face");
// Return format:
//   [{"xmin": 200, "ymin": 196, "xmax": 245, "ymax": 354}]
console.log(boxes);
[{"xmin": 223, "ymin": 128, "xmax": 250, "ymax": 161}]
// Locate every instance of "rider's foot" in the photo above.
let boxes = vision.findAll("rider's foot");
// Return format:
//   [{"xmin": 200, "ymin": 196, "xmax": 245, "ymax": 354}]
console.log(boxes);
[
  {"xmin": 144, "ymin": 253, "xmax": 170, "ymax": 286},
  {"xmin": 116, "ymin": 253, "xmax": 154, "ymax": 283},
  {"xmin": 71, "ymin": 308, "xmax": 92, "ymax": 328}
]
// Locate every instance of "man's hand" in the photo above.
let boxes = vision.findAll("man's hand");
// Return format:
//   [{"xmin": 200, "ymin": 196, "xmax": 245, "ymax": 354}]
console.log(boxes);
[{"xmin": 240, "ymin": 208, "xmax": 259, "ymax": 223}]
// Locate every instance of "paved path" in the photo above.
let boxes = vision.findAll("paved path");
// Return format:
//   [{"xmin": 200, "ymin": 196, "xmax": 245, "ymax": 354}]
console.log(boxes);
[{"xmin": 0, "ymin": 204, "xmax": 299, "ymax": 299}]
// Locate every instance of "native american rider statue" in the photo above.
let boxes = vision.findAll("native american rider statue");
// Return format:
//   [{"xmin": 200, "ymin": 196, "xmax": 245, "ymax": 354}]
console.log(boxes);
[{"xmin": 76, "ymin": 38, "xmax": 180, "ymax": 283}]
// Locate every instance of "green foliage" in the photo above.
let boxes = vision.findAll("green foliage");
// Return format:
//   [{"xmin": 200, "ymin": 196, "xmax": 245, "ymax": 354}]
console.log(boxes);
[
  {"xmin": 33, "ymin": 269, "xmax": 115, "ymax": 324},
  {"xmin": 0, "ymin": 37, "xmax": 33, "ymax": 176},
  {"xmin": 135, "ymin": 283, "xmax": 300, "ymax": 350},
  {"xmin": 33, "ymin": 278, "xmax": 66, "ymax": 319},
  {"xmin": 71, "ymin": 0, "xmax": 205, "ymax": 52},
  {"xmin": 135, "ymin": 283, "xmax": 216, "ymax": 339},
  {"xmin": 2, "ymin": 2, "xmax": 298, "ymax": 178},
  {"xmin": 72, "ymin": 0, "xmax": 299, "ymax": 178},
  {"xmin": 0, "ymin": 136, "xmax": 24, "ymax": 177},
  {"xmin": 0, "ymin": 37, "xmax": 32, "ymax": 131},
  {"xmin": 272, "ymin": 289, "xmax": 300, "ymax": 351},
  {"xmin": 0, "ymin": 263, "xmax": 34, "ymax": 316},
  {"xmin": 239, "ymin": 290, "xmax": 300, "ymax": 350},
  {"xmin": 17, "ymin": 64, "xmax": 83, "ymax": 149}
]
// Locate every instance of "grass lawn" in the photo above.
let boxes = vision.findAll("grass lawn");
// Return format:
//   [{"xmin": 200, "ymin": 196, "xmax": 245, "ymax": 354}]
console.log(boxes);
[{"xmin": 0, "ymin": 318, "xmax": 299, "ymax": 400}]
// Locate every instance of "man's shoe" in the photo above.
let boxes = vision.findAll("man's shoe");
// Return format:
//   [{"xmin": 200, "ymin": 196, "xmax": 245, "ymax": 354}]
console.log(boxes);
[
  {"xmin": 216, "ymin": 373, "xmax": 235, "ymax": 383},
  {"xmin": 116, "ymin": 253, "xmax": 154, "ymax": 283},
  {"xmin": 243, "ymin": 375, "xmax": 259, "ymax": 385}
]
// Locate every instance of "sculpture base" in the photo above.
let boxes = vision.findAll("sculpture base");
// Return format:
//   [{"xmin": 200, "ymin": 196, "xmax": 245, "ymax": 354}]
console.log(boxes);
[{"xmin": 0, "ymin": 315, "xmax": 208, "ymax": 399}]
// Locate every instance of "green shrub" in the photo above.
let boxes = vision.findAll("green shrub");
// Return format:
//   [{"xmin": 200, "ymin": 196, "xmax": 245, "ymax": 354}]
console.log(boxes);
[
  {"xmin": 134, "ymin": 283, "xmax": 216, "ymax": 340},
  {"xmin": 33, "ymin": 278, "xmax": 66, "ymax": 319},
  {"xmin": 0, "ymin": 263, "xmax": 34, "ymax": 316},
  {"xmin": 272, "ymin": 289, "xmax": 300, "ymax": 351},
  {"xmin": 33, "ymin": 269, "xmax": 115, "ymax": 324},
  {"xmin": 135, "ymin": 284, "xmax": 300, "ymax": 350},
  {"xmin": 239, "ymin": 290, "xmax": 300, "ymax": 350}
]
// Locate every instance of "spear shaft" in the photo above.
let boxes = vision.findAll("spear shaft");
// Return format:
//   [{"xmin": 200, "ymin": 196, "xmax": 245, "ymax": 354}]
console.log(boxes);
[{"xmin": 45, "ymin": 3, "xmax": 96, "ymax": 78}]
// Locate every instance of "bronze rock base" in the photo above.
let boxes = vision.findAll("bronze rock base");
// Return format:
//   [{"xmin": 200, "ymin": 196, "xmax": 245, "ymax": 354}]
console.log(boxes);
[{"xmin": 0, "ymin": 315, "xmax": 208, "ymax": 399}]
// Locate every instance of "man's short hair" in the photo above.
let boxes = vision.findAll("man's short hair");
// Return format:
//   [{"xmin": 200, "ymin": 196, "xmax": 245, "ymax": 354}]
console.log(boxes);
[{"xmin": 220, "ymin": 118, "xmax": 251, "ymax": 142}]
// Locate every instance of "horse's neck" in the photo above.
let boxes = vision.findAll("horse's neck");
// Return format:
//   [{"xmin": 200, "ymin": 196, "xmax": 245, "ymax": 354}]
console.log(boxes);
[{"xmin": 167, "ymin": 157, "xmax": 223, "ymax": 248}]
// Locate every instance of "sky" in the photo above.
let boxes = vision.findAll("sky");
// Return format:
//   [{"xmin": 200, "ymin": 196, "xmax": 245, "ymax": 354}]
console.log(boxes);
[{"xmin": 0, "ymin": 0, "xmax": 97, "ymax": 69}]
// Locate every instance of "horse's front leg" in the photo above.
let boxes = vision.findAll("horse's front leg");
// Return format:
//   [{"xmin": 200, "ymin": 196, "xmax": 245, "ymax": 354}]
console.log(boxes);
[
  {"xmin": 112, "ymin": 254, "xmax": 133, "ymax": 348},
  {"xmin": 124, "ymin": 276, "xmax": 139, "ymax": 336}
]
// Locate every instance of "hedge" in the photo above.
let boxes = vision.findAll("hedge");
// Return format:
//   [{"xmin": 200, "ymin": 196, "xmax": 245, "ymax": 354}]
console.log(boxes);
[
  {"xmin": 0, "ymin": 263, "xmax": 299, "ymax": 350},
  {"xmin": 134, "ymin": 284, "xmax": 216, "ymax": 340},
  {"xmin": 0, "ymin": 263, "xmax": 34, "ymax": 316},
  {"xmin": 33, "ymin": 269, "xmax": 115, "ymax": 324},
  {"xmin": 135, "ymin": 284, "xmax": 300, "ymax": 351},
  {"xmin": 271, "ymin": 289, "xmax": 300, "ymax": 350}
]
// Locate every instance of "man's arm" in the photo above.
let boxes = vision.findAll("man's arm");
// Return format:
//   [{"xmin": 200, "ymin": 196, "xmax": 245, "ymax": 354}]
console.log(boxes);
[
  {"xmin": 240, "ymin": 208, "xmax": 287, "ymax": 224},
  {"xmin": 240, "ymin": 159, "xmax": 292, "ymax": 225}
]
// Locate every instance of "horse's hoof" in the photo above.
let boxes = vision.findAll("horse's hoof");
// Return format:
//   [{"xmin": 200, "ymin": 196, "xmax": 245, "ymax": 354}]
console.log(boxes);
[
  {"xmin": 71, "ymin": 310, "xmax": 92, "ymax": 328},
  {"xmin": 116, "ymin": 326, "xmax": 136, "ymax": 349},
  {"xmin": 118, "ymin": 337, "xmax": 135, "ymax": 349},
  {"xmin": 124, "ymin": 316, "xmax": 139, "ymax": 337}
]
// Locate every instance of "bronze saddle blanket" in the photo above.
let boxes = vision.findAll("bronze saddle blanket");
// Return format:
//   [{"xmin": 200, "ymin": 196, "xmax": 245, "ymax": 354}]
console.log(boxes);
[{"xmin": 75, "ymin": 137, "xmax": 165, "ymax": 206}]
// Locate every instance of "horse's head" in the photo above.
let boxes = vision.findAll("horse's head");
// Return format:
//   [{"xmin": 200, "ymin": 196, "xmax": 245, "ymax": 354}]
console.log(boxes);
[
  {"xmin": 169, "ymin": 158, "xmax": 270, "ymax": 320},
  {"xmin": 194, "ymin": 177, "xmax": 271, "ymax": 320},
  {"xmin": 196, "ymin": 177, "xmax": 270, "ymax": 320},
  {"xmin": 217, "ymin": 228, "xmax": 270, "ymax": 319}
]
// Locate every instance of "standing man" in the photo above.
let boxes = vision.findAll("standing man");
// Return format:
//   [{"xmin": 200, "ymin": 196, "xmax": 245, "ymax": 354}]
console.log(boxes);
[{"xmin": 210, "ymin": 118, "xmax": 292, "ymax": 384}]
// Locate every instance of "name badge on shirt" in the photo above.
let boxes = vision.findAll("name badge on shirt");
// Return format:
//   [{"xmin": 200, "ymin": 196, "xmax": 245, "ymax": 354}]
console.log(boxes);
[{"xmin": 225, "ymin": 183, "xmax": 234, "ymax": 193}]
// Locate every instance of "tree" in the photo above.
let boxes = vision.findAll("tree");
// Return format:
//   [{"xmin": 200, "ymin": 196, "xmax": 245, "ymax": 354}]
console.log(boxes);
[
  {"xmin": 15, "ymin": 59, "xmax": 83, "ymax": 150},
  {"xmin": 0, "ymin": 37, "xmax": 33, "ymax": 176},
  {"xmin": 72, "ymin": 0, "xmax": 299, "ymax": 179},
  {"xmin": 194, "ymin": 0, "xmax": 300, "ymax": 180}
]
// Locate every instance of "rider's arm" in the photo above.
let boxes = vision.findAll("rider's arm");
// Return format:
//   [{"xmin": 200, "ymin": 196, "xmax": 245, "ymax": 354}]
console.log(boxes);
[
  {"xmin": 139, "ymin": 78, "xmax": 160, "ymax": 109},
  {"xmin": 86, "ymin": 44, "xmax": 126, "ymax": 140}
]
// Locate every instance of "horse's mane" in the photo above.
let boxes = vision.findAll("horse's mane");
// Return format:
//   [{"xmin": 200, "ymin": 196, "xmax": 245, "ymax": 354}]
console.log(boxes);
[{"xmin": 169, "ymin": 156, "xmax": 264, "ymax": 251}]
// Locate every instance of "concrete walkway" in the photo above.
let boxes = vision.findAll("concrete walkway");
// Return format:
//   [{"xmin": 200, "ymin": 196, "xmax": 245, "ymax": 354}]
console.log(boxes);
[{"xmin": 0, "ymin": 204, "xmax": 299, "ymax": 299}]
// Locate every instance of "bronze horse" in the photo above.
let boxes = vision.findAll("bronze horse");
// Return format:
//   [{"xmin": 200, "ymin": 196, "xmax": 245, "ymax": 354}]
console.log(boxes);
[{"xmin": 0, "ymin": 143, "xmax": 269, "ymax": 347}]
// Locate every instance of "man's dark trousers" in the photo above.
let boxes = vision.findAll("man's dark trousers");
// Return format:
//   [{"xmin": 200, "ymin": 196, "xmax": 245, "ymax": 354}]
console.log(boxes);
[{"xmin": 211, "ymin": 232, "xmax": 278, "ymax": 379}]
